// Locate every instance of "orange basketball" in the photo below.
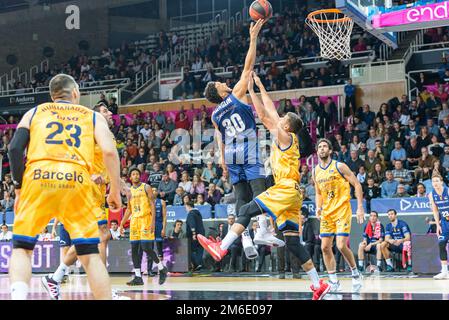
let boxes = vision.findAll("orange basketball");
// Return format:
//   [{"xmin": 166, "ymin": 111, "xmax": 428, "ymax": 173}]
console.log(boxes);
[{"xmin": 249, "ymin": 0, "xmax": 273, "ymax": 21}]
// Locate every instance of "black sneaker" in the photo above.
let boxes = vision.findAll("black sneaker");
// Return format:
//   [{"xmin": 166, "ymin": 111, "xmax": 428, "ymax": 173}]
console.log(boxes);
[
  {"xmin": 126, "ymin": 276, "xmax": 144, "ymax": 286},
  {"xmin": 41, "ymin": 275, "xmax": 61, "ymax": 300},
  {"xmin": 159, "ymin": 267, "xmax": 168, "ymax": 285},
  {"xmin": 148, "ymin": 271, "xmax": 157, "ymax": 277}
]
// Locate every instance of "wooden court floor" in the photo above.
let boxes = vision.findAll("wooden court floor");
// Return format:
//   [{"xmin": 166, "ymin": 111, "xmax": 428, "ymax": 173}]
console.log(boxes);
[{"xmin": 1, "ymin": 273, "xmax": 449, "ymax": 300}]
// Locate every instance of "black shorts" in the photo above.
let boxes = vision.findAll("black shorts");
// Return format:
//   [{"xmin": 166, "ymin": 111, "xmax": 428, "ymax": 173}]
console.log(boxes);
[
  {"xmin": 365, "ymin": 245, "xmax": 377, "ymax": 255},
  {"xmin": 388, "ymin": 243, "xmax": 403, "ymax": 253}
]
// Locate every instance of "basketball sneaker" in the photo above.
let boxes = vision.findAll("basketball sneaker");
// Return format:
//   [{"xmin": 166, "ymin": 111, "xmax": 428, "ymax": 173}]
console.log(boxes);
[
  {"xmin": 254, "ymin": 230, "xmax": 285, "ymax": 247},
  {"xmin": 159, "ymin": 266, "xmax": 168, "ymax": 285},
  {"xmin": 197, "ymin": 234, "xmax": 228, "ymax": 262},
  {"xmin": 242, "ymin": 230, "xmax": 258, "ymax": 260},
  {"xmin": 352, "ymin": 274, "xmax": 363, "ymax": 293},
  {"xmin": 433, "ymin": 272, "xmax": 449, "ymax": 280},
  {"xmin": 386, "ymin": 265, "xmax": 394, "ymax": 272},
  {"xmin": 328, "ymin": 280, "xmax": 342, "ymax": 293},
  {"xmin": 126, "ymin": 276, "xmax": 144, "ymax": 286},
  {"xmin": 311, "ymin": 279, "xmax": 331, "ymax": 300},
  {"xmin": 112, "ymin": 289, "xmax": 131, "ymax": 300},
  {"xmin": 41, "ymin": 275, "xmax": 61, "ymax": 300}
]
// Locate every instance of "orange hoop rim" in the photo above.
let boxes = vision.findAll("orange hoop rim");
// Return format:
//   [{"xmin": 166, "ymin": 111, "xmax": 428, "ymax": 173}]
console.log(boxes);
[{"xmin": 306, "ymin": 8, "xmax": 352, "ymax": 24}]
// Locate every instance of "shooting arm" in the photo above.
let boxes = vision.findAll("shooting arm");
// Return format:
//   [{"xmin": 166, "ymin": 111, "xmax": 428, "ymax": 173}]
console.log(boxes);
[
  {"xmin": 339, "ymin": 162, "xmax": 364, "ymax": 210},
  {"xmin": 213, "ymin": 121, "xmax": 226, "ymax": 168}
]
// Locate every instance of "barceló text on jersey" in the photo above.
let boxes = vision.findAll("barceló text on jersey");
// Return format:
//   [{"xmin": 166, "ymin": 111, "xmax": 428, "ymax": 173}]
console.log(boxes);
[{"xmin": 32, "ymin": 169, "xmax": 84, "ymax": 183}]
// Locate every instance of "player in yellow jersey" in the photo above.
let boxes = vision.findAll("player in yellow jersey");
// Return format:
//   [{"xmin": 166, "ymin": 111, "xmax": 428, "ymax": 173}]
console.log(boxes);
[
  {"xmin": 120, "ymin": 168, "xmax": 168, "ymax": 286},
  {"xmin": 313, "ymin": 138, "xmax": 365, "ymax": 293},
  {"xmin": 41, "ymin": 102, "xmax": 130, "ymax": 300},
  {"xmin": 198, "ymin": 72, "xmax": 330, "ymax": 300},
  {"xmin": 8, "ymin": 74, "xmax": 121, "ymax": 300}
]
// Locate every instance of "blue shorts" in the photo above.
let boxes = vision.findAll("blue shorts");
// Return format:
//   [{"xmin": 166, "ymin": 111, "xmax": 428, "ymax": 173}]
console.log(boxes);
[
  {"xmin": 438, "ymin": 232, "xmax": 449, "ymax": 243},
  {"xmin": 365, "ymin": 245, "xmax": 377, "ymax": 255},
  {"xmin": 228, "ymin": 163, "xmax": 265, "ymax": 185},
  {"xmin": 59, "ymin": 224, "xmax": 72, "ymax": 247},
  {"xmin": 389, "ymin": 243, "xmax": 403, "ymax": 253},
  {"xmin": 155, "ymin": 222, "xmax": 163, "ymax": 242}
]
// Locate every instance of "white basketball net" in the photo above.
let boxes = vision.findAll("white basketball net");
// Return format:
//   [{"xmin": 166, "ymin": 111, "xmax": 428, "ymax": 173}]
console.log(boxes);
[{"xmin": 305, "ymin": 9, "xmax": 354, "ymax": 61}]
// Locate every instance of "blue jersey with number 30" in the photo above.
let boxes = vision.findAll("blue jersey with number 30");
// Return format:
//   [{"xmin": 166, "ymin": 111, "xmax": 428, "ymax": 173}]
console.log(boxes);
[
  {"xmin": 212, "ymin": 94, "xmax": 260, "ymax": 166},
  {"xmin": 432, "ymin": 187, "xmax": 449, "ymax": 233}
]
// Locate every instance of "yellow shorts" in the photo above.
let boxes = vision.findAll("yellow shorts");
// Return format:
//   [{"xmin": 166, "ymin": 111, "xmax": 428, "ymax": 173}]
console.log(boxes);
[
  {"xmin": 320, "ymin": 203, "xmax": 352, "ymax": 237},
  {"xmin": 92, "ymin": 183, "xmax": 107, "ymax": 226},
  {"xmin": 254, "ymin": 179, "xmax": 302, "ymax": 232},
  {"xmin": 130, "ymin": 215, "xmax": 155, "ymax": 242},
  {"xmin": 13, "ymin": 162, "xmax": 99, "ymax": 247}
]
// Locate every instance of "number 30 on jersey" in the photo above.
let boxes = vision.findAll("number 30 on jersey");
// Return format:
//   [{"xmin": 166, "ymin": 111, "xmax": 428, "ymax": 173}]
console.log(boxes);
[{"xmin": 222, "ymin": 114, "xmax": 246, "ymax": 137}]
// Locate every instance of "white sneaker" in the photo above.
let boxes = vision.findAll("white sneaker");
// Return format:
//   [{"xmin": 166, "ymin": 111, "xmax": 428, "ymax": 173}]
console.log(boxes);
[
  {"xmin": 254, "ymin": 230, "xmax": 285, "ymax": 247},
  {"xmin": 433, "ymin": 272, "xmax": 449, "ymax": 280},
  {"xmin": 242, "ymin": 230, "xmax": 258, "ymax": 260},
  {"xmin": 328, "ymin": 280, "xmax": 342, "ymax": 293},
  {"xmin": 112, "ymin": 289, "xmax": 131, "ymax": 300},
  {"xmin": 352, "ymin": 274, "xmax": 363, "ymax": 293}
]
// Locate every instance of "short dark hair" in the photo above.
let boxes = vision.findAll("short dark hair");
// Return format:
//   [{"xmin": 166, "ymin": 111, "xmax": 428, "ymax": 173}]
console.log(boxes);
[
  {"xmin": 204, "ymin": 82, "xmax": 223, "ymax": 104},
  {"xmin": 370, "ymin": 211, "xmax": 378, "ymax": 217},
  {"xmin": 110, "ymin": 219, "xmax": 118, "ymax": 224},
  {"xmin": 175, "ymin": 219, "xmax": 183, "ymax": 225},
  {"xmin": 286, "ymin": 112, "xmax": 303, "ymax": 134},
  {"xmin": 129, "ymin": 168, "xmax": 141, "ymax": 177},
  {"xmin": 49, "ymin": 74, "xmax": 78, "ymax": 99},
  {"xmin": 93, "ymin": 102, "xmax": 107, "ymax": 112},
  {"xmin": 387, "ymin": 209, "xmax": 397, "ymax": 215},
  {"xmin": 316, "ymin": 138, "xmax": 333, "ymax": 151}
]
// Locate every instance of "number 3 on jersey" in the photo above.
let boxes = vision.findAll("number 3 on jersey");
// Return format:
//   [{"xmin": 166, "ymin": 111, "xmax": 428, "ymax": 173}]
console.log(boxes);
[
  {"xmin": 222, "ymin": 114, "xmax": 246, "ymax": 137},
  {"xmin": 46, "ymin": 121, "xmax": 82, "ymax": 147}
]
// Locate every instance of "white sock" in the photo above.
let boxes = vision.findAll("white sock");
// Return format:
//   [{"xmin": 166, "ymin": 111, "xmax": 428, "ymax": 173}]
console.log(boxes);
[
  {"xmin": 351, "ymin": 267, "xmax": 360, "ymax": 277},
  {"xmin": 134, "ymin": 268, "xmax": 141, "ymax": 277},
  {"xmin": 220, "ymin": 230, "xmax": 239, "ymax": 250},
  {"xmin": 358, "ymin": 260, "xmax": 364, "ymax": 267},
  {"xmin": 377, "ymin": 260, "xmax": 382, "ymax": 267},
  {"xmin": 257, "ymin": 215, "xmax": 268, "ymax": 233},
  {"xmin": 442, "ymin": 263, "xmax": 448, "ymax": 273},
  {"xmin": 306, "ymin": 267, "xmax": 321, "ymax": 289},
  {"xmin": 64, "ymin": 266, "xmax": 70, "ymax": 276},
  {"xmin": 386, "ymin": 259, "xmax": 393, "ymax": 267},
  {"xmin": 328, "ymin": 272, "xmax": 338, "ymax": 283},
  {"xmin": 10, "ymin": 282, "xmax": 29, "ymax": 300},
  {"xmin": 52, "ymin": 262, "xmax": 69, "ymax": 283},
  {"xmin": 157, "ymin": 262, "xmax": 165, "ymax": 271}
]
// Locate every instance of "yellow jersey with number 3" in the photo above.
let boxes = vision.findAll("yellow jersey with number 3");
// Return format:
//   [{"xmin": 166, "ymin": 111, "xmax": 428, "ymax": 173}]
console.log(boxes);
[
  {"xmin": 27, "ymin": 102, "xmax": 95, "ymax": 171},
  {"xmin": 270, "ymin": 133, "xmax": 301, "ymax": 184},
  {"xmin": 129, "ymin": 183, "xmax": 152, "ymax": 218}
]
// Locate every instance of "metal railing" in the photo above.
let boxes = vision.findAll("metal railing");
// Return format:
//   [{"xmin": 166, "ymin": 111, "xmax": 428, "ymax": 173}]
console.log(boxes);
[
  {"xmin": 406, "ymin": 68, "xmax": 438, "ymax": 99},
  {"xmin": 351, "ymin": 59, "xmax": 405, "ymax": 84}
]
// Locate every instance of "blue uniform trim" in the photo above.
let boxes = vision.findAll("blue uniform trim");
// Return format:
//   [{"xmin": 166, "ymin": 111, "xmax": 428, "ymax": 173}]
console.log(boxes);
[
  {"xmin": 319, "ymin": 160, "xmax": 333, "ymax": 171},
  {"xmin": 72, "ymin": 237, "xmax": 100, "ymax": 245},
  {"xmin": 335, "ymin": 161, "xmax": 346, "ymax": 180},
  {"xmin": 97, "ymin": 220, "xmax": 108, "ymax": 226},
  {"xmin": 254, "ymin": 198, "xmax": 275, "ymax": 220},
  {"xmin": 12, "ymin": 234, "xmax": 38, "ymax": 244},
  {"xmin": 336, "ymin": 233, "xmax": 350, "ymax": 237},
  {"xmin": 140, "ymin": 240, "xmax": 155, "ymax": 243},
  {"xmin": 29, "ymin": 107, "xmax": 37, "ymax": 126},
  {"xmin": 276, "ymin": 135, "xmax": 293, "ymax": 152},
  {"xmin": 320, "ymin": 233, "xmax": 336, "ymax": 237},
  {"xmin": 278, "ymin": 220, "xmax": 299, "ymax": 232},
  {"xmin": 93, "ymin": 112, "xmax": 96, "ymax": 127}
]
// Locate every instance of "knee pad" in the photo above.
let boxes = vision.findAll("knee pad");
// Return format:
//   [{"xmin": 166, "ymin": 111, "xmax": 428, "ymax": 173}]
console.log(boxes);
[
  {"xmin": 285, "ymin": 236, "xmax": 311, "ymax": 265},
  {"xmin": 440, "ymin": 241, "xmax": 448, "ymax": 261},
  {"xmin": 75, "ymin": 244, "xmax": 99, "ymax": 256}
]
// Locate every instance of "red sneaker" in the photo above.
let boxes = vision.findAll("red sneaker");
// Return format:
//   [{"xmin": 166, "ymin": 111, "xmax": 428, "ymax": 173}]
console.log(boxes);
[
  {"xmin": 311, "ymin": 279, "xmax": 331, "ymax": 300},
  {"xmin": 197, "ymin": 234, "xmax": 228, "ymax": 262}
]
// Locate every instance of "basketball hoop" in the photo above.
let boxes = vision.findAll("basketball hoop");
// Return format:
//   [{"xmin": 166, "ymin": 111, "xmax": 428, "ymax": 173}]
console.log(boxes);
[{"xmin": 305, "ymin": 9, "xmax": 354, "ymax": 61}]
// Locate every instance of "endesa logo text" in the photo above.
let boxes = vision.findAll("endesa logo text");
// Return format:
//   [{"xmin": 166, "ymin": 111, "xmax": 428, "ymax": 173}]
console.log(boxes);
[{"xmin": 406, "ymin": 1, "xmax": 449, "ymax": 22}]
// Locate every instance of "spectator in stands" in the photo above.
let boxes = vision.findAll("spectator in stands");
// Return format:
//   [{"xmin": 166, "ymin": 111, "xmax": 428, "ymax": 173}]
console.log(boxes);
[
  {"xmin": 302, "ymin": 102, "xmax": 317, "ymax": 125},
  {"xmin": 366, "ymin": 129, "xmax": 380, "ymax": 151},
  {"xmin": 391, "ymin": 121, "xmax": 405, "ymax": 145},
  {"xmin": 357, "ymin": 166, "xmax": 367, "ymax": 185},
  {"xmin": 393, "ymin": 184, "xmax": 410, "ymax": 198},
  {"xmin": 353, "ymin": 37, "xmax": 367, "ymax": 52},
  {"xmin": 344, "ymin": 78, "xmax": 356, "ymax": 117},
  {"xmin": 359, "ymin": 143, "xmax": 368, "ymax": 162},
  {"xmin": 390, "ymin": 141, "xmax": 407, "ymax": 166},
  {"xmin": 349, "ymin": 135, "xmax": 361, "ymax": 153},
  {"xmin": 155, "ymin": 110, "xmax": 166, "ymax": 127},
  {"xmin": 169, "ymin": 220, "xmax": 185, "ymax": 239},
  {"xmin": 134, "ymin": 148, "xmax": 147, "ymax": 166},
  {"xmin": 347, "ymin": 150, "xmax": 363, "ymax": 174},
  {"xmin": 179, "ymin": 171, "xmax": 192, "ymax": 193},
  {"xmin": 406, "ymin": 137, "xmax": 421, "ymax": 169},
  {"xmin": 173, "ymin": 187, "xmax": 186, "ymax": 206},
  {"xmin": 201, "ymin": 162, "xmax": 217, "ymax": 184},
  {"xmin": 353, "ymin": 117, "xmax": 368, "ymax": 140},
  {"xmin": 1, "ymin": 191, "xmax": 13, "ymax": 212},
  {"xmin": 299, "ymin": 186, "xmax": 312, "ymax": 202},
  {"xmin": 358, "ymin": 211, "xmax": 385, "ymax": 271},
  {"xmin": 158, "ymin": 173, "xmax": 177, "ymax": 204},
  {"xmin": 364, "ymin": 177, "xmax": 380, "ymax": 207},
  {"xmin": 165, "ymin": 117, "xmax": 175, "ymax": 132},
  {"xmin": 369, "ymin": 163, "xmax": 385, "ymax": 187},
  {"xmin": 190, "ymin": 174, "xmax": 206, "ymax": 196},
  {"xmin": 176, "ymin": 112, "xmax": 190, "ymax": 130},
  {"xmin": 415, "ymin": 147, "xmax": 436, "ymax": 182},
  {"xmin": 405, "ymin": 119, "xmax": 420, "ymax": 139},
  {"xmin": 110, "ymin": 220, "xmax": 121, "ymax": 240},
  {"xmin": 426, "ymin": 91, "xmax": 441, "ymax": 113},
  {"xmin": 380, "ymin": 170, "xmax": 399, "ymax": 198},
  {"xmin": 380, "ymin": 209, "xmax": 412, "ymax": 272},
  {"xmin": 441, "ymin": 145, "xmax": 449, "ymax": 168},
  {"xmin": 195, "ymin": 194, "xmax": 210, "ymax": 206},
  {"xmin": 301, "ymin": 209, "xmax": 321, "ymax": 271},
  {"xmin": 185, "ymin": 195, "xmax": 205, "ymax": 271},
  {"xmin": 216, "ymin": 170, "xmax": 233, "ymax": 196},
  {"xmin": 126, "ymin": 139, "xmax": 138, "ymax": 159},
  {"xmin": 148, "ymin": 163, "xmax": 163, "ymax": 188},
  {"xmin": 415, "ymin": 183, "xmax": 427, "ymax": 197},
  {"xmin": 392, "ymin": 160, "xmax": 413, "ymax": 187},
  {"xmin": 337, "ymin": 144, "xmax": 350, "ymax": 163},
  {"xmin": 365, "ymin": 149, "xmax": 381, "ymax": 174},
  {"xmin": 205, "ymin": 183, "xmax": 223, "ymax": 207},
  {"xmin": 360, "ymin": 104, "xmax": 375, "ymax": 128},
  {"xmin": 108, "ymin": 97, "xmax": 118, "ymax": 115},
  {"xmin": 0, "ymin": 224, "xmax": 12, "ymax": 241},
  {"xmin": 139, "ymin": 123, "xmax": 151, "ymax": 141},
  {"xmin": 428, "ymin": 135, "xmax": 444, "ymax": 157},
  {"xmin": 427, "ymin": 118, "xmax": 440, "ymax": 137},
  {"xmin": 1, "ymin": 175, "xmax": 14, "ymax": 198}
]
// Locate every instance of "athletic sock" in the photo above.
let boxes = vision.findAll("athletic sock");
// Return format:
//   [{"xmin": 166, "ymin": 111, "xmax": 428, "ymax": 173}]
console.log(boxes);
[
  {"xmin": 64, "ymin": 266, "xmax": 70, "ymax": 276},
  {"xmin": 351, "ymin": 266, "xmax": 360, "ymax": 277},
  {"xmin": 220, "ymin": 230, "xmax": 239, "ymax": 250},
  {"xmin": 377, "ymin": 260, "xmax": 382, "ymax": 267},
  {"xmin": 157, "ymin": 262, "xmax": 165, "ymax": 271},
  {"xmin": 10, "ymin": 281, "xmax": 29, "ymax": 300},
  {"xmin": 52, "ymin": 263, "xmax": 69, "ymax": 283},
  {"xmin": 134, "ymin": 268, "xmax": 142, "ymax": 277},
  {"xmin": 306, "ymin": 267, "xmax": 321, "ymax": 289},
  {"xmin": 442, "ymin": 263, "xmax": 448, "ymax": 273},
  {"xmin": 386, "ymin": 259, "xmax": 393, "ymax": 267},
  {"xmin": 328, "ymin": 272, "xmax": 338, "ymax": 283},
  {"xmin": 358, "ymin": 260, "xmax": 363, "ymax": 268},
  {"xmin": 257, "ymin": 215, "xmax": 268, "ymax": 233}
]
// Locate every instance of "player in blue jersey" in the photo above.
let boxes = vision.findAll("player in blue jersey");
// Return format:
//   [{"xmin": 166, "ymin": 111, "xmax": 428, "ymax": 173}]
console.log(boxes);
[
  {"xmin": 204, "ymin": 19, "xmax": 284, "ymax": 256},
  {"xmin": 380, "ymin": 209, "xmax": 412, "ymax": 272},
  {"xmin": 428, "ymin": 174, "xmax": 449, "ymax": 279}
]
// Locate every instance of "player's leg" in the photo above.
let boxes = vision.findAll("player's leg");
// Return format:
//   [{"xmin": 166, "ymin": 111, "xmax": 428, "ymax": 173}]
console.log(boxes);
[
  {"xmin": 375, "ymin": 243, "xmax": 383, "ymax": 270},
  {"xmin": 50, "ymin": 245, "xmax": 77, "ymax": 284},
  {"xmin": 357, "ymin": 242, "xmax": 367, "ymax": 270},
  {"xmin": 380, "ymin": 241, "xmax": 394, "ymax": 271},
  {"xmin": 127, "ymin": 241, "xmax": 144, "ymax": 285},
  {"xmin": 98, "ymin": 223, "xmax": 111, "ymax": 266},
  {"xmin": 434, "ymin": 235, "xmax": 449, "ymax": 279},
  {"xmin": 9, "ymin": 248, "xmax": 34, "ymax": 300},
  {"xmin": 320, "ymin": 214, "xmax": 339, "ymax": 290},
  {"xmin": 141, "ymin": 241, "xmax": 168, "ymax": 285}
]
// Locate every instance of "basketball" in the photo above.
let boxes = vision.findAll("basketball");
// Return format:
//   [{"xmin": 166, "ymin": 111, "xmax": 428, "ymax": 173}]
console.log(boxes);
[{"xmin": 249, "ymin": 0, "xmax": 273, "ymax": 21}]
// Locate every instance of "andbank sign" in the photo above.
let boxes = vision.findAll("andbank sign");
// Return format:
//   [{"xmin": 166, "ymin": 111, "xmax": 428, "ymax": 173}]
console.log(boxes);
[
  {"xmin": 372, "ymin": 1, "xmax": 449, "ymax": 29},
  {"xmin": 371, "ymin": 197, "xmax": 431, "ymax": 214}
]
